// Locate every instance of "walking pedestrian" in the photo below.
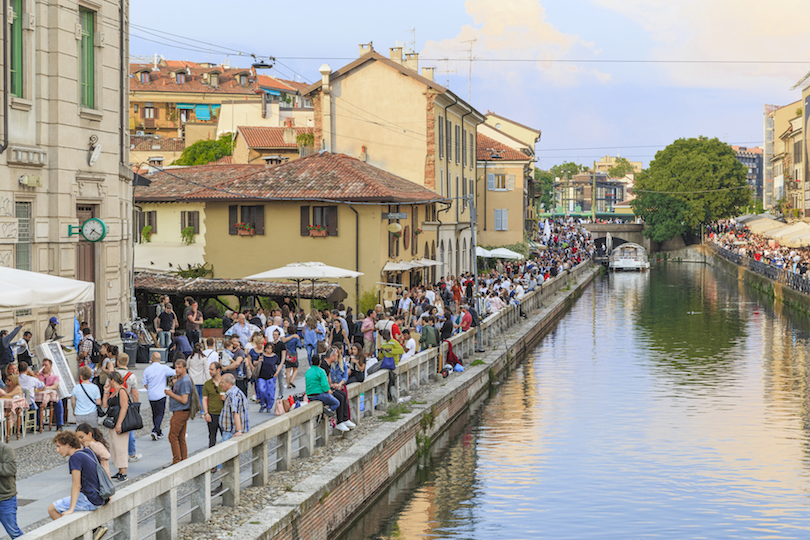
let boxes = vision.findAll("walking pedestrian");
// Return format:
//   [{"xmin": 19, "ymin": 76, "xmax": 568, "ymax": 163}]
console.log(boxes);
[
  {"xmin": 186, "ymin": 342, "xmax": 209, "ymax": 406},
  {"xmin": 166, "ymin": 359, "xmax": 192, "ymax": 464},
  {"xmin": 114, "ymin": 354, "xmax": 142, "ymax": 463},
  {"xmin": 0, "ymin": 440, "xmax": 22, "ymax": 538},
  {"xmin": 202, "ymin": 362, "xmax": 224, "ymax": 448},
  {"xmin": 255, "ymin": 342, "xmax": 282, "ymax": 413},
  {"xmin": 102, "ymin": 372, "xmax": 129, "ymax": 481},
  {"xmin": 219, "ymin": 374, "xmax": 249, "ymax": 442},
  {"xmin": 142, "ymin": 351, "xmax": 175, "ymax": 440}
]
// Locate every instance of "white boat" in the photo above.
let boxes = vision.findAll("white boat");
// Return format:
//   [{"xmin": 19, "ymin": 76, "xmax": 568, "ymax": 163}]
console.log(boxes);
[{"xmin": 609, "ymin": 242, "xmax": 650, "ymax": 271}]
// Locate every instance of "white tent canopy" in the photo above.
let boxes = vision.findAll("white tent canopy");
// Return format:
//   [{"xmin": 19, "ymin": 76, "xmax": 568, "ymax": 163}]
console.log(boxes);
[
  {"xmin": 0, "ymin": 267, "xmax": 94, "ymax": 309},
  {"xmin": 244, "ymin": 262, "xmax": 363, "ymax": 281},
  {"xmin": 489, "ymin": 247, "xmax": 525, "ymax": 260},
  {"xmin": 475, "ymin": 246, "xmax": 493, "ymax": 258}
]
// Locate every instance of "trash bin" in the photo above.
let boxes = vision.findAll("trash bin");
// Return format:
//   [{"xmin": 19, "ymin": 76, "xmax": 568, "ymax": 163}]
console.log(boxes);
[
  {"xmin": 149, "ymin": 347, "xmax": 168, "ymax": 364},
  {"xmin": 122, "ymin": 338, "xmax": 138, "ymax": 368}
]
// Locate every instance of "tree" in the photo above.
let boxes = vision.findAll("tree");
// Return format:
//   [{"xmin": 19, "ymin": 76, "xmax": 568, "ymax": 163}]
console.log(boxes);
[
  {"xmin": 550, "ymin": 161, "xmax": 585, "ymax": 181},
  {"xmin": 534, "ymin": 169, "xmax": 554, "ymax": 210},
  {"xmin": 631, "ymin": 137, "xmax": 750, "ymax": 243},
  {"xmin": 608, "ymin": 157, "xmax": 634, "ymax": 178},
  {"xmin": 172, "ymin": 133, "xmax": 234, "ymax": 166}
]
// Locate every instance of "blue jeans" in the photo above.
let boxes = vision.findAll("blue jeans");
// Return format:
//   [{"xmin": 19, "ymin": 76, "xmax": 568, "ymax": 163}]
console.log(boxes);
[
  {"xmin": 195, "ymin": 385, "xmax": 204, "ymax": 405},
  {"xmin": 309, "ymin": 392, "xmax": 339, "ymax": 411},
  {"xmin": 305, "ymin": 344, "xmax": 317, "ymax": 366},
  {"xmin": 256, "ymin": 378, "xmax": 276, "ymax": 410},
  {"xmin": 37, "ymin": 398, "xmax": 64, "ymax": 428},
  {"xmin": 158, "ymin": 331, "xmax": 171, "ymax": 348},
  {"xmin": 129, "ymin": 430, "xmax": 136, "ymax": 456},
  {"xmin": 0, "ymin": 496, "xmax": 22, "ymax": 538}
]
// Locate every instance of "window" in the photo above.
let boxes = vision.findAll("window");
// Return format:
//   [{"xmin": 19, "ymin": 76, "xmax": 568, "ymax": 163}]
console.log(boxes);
[
  {"xmin": 438, "ymin": 116, "xmax": 444, "ymax": 159},
  {"xmin": 210, "ymin": 73, "xmax": 219, "ymax": 87},
  {"xmin": 176, "ymin": 72, "xmax": 185, "ymax": 84},
  {"xmin": 15, "ymin": 202, "xmax": 31, "ymax": 271},
  {"xmin": 462, "ymin": 174, "xmax": 467, "ymax": 211},
  {"xmin": 239, "ymin": 74, "xmax": 248, "ymax": 86},
  {"xmin": 795, "ymin": 141, "xmax": 803, "ymax": 164},
  {"xmin": 446, "ymin": 170, "xmax": 452, "ymax": 198},
  {"xmin": 148, "ymin": 157, "xmax": 163, "ymax": 167},
  {"xmin": 488, "ymin": 173, "xmax": 507, "ymax": 190},
  {"xmin": 462, "ymin": 129, "xmax": 466, "ymax": 167},
  {"xmin": 181, "ymin": 210, "xmax": 200, "ymax": 234},
  {"xmin": 79, "ymin": 8, "xmax": 95, "ymax": 109},
  {"xmin": 10, "ymin": 0, "xmax": 22, "ymax": 97},
  {"xmin": 469, "ymin": 137, "xmax": 475, "ymax": 170},
  {"xmin": 446, "ymin": 119, "xmax": 452, "ymax": 161},
  {"xmin": 139, "ymin": 72, "xmax": 149, "ymax": 84},
  {"xmin": 146, "ymin": 211, "xmax": 158, "ymax": 234},
  {"xmin": 298, "ymin": 205, "xmax": 337, "ymax": 236},
  {"xmin": 240, "ymin": 205, "xmax": 265, "ymax": 234},
  {"xmin": 133, "ymin": 104, "xmax": 139, "ymax": 114},
  {"xmin": 494, "ymin": 209, "xmax": 508, "ymax": 231},
  {"xmin": 455, "ymin": 125, "xmax": 461, "ymax": 164},
  {"xmin": 143, "ymin": 107, "xmax": 156, "ymax": 119}
]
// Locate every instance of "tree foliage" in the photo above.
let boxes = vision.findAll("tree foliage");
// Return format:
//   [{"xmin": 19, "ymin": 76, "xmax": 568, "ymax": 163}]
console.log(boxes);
[
  {"xmin": 172, "ymin": 134, "xmax": 234, "ymax": 166},
  {"xmin": 550, "ymin": 161, "xmax": 585, "ymax": 181},
  {"xmin": 608, "ymin": 157, "xmax": 634, "ymax": 178},
  {"xmin": 534, "ymin": 169, "xmax": 554, "ymax": 210},
  {"xmin": 631, "ymin": 137, "xmax": 750, "ymax": 243}
]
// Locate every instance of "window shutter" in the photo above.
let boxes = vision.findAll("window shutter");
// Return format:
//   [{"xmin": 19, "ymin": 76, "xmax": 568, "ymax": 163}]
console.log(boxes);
[
  {"xmin": 327, "ymin": 206, "xmax": 338, "ymax": 236},
  {"xmin": 507, "ymin": 174, "xmax": 516, "ymax": 191},
  {"xmin": 254, "ymin": 205, "xmax": 265, "ymax": 235},
  {"xmin": 503, "ymin": 209, "xmax": 508, "ymax": 230},
  {"xmin": 487, "ymin": 173, "xmax": 495, "ymax": 191},
  {"xmin": 300, "ymin": 205, "xmax": 310, "ymax": 236},
  {"xmin": 438, "ymin": 118, "xmax": 444, "ymax": 159},
  {"xmin": 494, "ymin": 209, "xmax": 500, "ymax": 230},
  {"xmin": 181, "ymin": 211, "xmax": 187, "ymax": 230},
  {"xmin": 147, "ymin": 211, "xmax": 157, "ymax": 234},
  {"xmin": 455, "ymin": 125, "xmax": 460, "ymax": 164},
  {"xmin": 140, "ymin": 106, "xmax": 144, "ymax": 119},
  {"xmin": 462, "ymin": 130, "xmax": 466, "ymax": 166},
  {"xmin": 446, "ymin": 119, "xmax": 451, "ymax": 159},
  {"xmin": 154, "ymin": 108, "xmax": 159, "ymax": 120},
  {"xmin": 228, "ymin": 205, "xmax": 237, "ymax": 235},
  {"xmin": 191, "ymin": 211, "xmax": 200, "ymax": 234}
]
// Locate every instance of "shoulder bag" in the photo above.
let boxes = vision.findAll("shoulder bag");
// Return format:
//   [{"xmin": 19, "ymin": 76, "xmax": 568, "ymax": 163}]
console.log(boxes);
[
  {"xmin": 85, "ymin": 448, "xmax": 115, "ymax": 502},
  {"xmin": 80, "ymin": 382, "xmax": 106, "ymax": 418},
  {"xmin": 120, "ymin": 401, "xmax": 143, "ymax": 433}
]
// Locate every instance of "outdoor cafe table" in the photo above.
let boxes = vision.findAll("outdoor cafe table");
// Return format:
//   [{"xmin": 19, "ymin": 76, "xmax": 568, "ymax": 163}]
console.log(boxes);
[
  {"xmin": 34, "ymin": 389, "xmax": 59, "ymax": 433},
  {"xmin": 2, "ymin": 395, "xmax": 27, "ymax": 442}
]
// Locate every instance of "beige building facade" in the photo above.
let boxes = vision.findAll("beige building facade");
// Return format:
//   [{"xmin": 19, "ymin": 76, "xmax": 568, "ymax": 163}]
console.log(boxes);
[
  {"xmin": 594, "ymin": 155, "xmax": 643, "ymax": 175},
  {"xmin": 1, "ymin": 0, "xmax": 132, "ymax": 361},
  {"xmin": 305, "ymin": 44, "xmax": 485, "ymax": 278}
]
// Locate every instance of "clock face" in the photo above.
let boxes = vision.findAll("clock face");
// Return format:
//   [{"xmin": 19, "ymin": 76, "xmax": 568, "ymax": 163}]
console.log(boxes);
[{"xmin": 81, "ymin": 218, "xmax": 107, "ymax": 242}]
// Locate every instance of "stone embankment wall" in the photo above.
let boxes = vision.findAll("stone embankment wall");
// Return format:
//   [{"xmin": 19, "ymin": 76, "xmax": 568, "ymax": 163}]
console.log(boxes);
[
  {"xmin": 650, "ymin": 245, "xmax": 708, "ymax": 264},
  {"xmin": 229, "ymin": 264, "xmax": 599, "ymax": 540}
]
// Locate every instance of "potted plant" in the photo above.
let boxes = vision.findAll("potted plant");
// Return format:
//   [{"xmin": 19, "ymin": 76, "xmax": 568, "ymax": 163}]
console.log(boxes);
[
  {"xmin": 308, "ymin": 224, "xmax": 328, "ymax": 237},
  {"xmin": 235, "ymin": 222, "xmax": 254, "ymax": 236},
  {"xmin": 202, "ymin": 317, "xmax": 223, "ymax": 338},
  {"xmin": 390, "ymin": 230, "xmax": 402, "ymax": 239},
  {"xmin": 181, "ymin": 226, "xmax": 195, "ymax": 245},
  {"xmin": 141, "ymin": 225, "xmax": 152, "ymax": 243},
  {"xmin": 414, "ymin": 228, "xmax": 423, "ymax": 236}
]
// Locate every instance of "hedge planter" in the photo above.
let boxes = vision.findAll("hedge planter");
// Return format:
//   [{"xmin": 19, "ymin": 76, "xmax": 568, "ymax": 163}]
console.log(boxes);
[
  {"xmin": 309, "ymin": 230, "xmax": 328, "ymax": 237},
  {"xmin": 237, "ymin": 229, "xmax": 255, "ymax": 236}
]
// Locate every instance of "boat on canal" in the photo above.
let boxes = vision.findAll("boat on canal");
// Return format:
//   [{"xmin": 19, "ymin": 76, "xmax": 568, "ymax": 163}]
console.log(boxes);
[{"xmin": 609, "ymin": 242, "xmax": 650, "ymax": 271}]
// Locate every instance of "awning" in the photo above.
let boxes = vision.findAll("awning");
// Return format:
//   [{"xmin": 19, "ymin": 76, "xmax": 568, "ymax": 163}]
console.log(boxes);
[
  {"xmin": 475, "ymin": 246, "xmax": 493, "ymax": 258},
  {"xmin": 382, "ymin": 261, "xmax": 415, "ymax": 272},
  {"xmin": 195, "ymin": 104, "xmax": 211, "ymax": 121},
  {"xmin": 490, "ymin": 247, "xmax": 525, "ymax": 260},
  {"xmin": 176, "ymin": 103, "xmax": 195, "ymax": 110},
  {"xmin": 0, "ymin": 267, "xmax": 95, "ymax": 309},
  {"xmin": 418, "ymin": 258, "xmax": 443, "ymax": 267}
]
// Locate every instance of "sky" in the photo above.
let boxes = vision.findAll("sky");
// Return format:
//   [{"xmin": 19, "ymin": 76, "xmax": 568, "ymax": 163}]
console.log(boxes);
[{"xmin": 129, "ymin": 0, "xmax": 810, "ymax": 171}]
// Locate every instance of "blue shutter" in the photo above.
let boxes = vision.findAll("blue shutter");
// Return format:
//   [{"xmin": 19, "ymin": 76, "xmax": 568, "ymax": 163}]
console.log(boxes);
[
  {"xmin": 487, "ymin": 173, "xmax": 495, "ymax": 191},
  {"xmin": 195, "ymin": 104, "xmax": 211, "ymax": 121},
  {"xmin": 502, "ymin": 209, "xmax": 508, "ymax": 230}
]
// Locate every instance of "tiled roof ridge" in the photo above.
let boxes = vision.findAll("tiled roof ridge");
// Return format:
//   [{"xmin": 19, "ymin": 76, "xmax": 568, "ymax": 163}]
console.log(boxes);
[{"xmin": 477, "ymin": 132, "xmax": 533, "ymax": 161}]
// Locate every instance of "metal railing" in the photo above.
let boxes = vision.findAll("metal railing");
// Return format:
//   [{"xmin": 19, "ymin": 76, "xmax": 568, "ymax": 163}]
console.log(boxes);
[
  {"xmin": 709, "ymin": 243, "xmax": 810, "ymax": 294},
  {"xmin": 24, "ymin": 260, "xmax": 594, "ymax": 540}
]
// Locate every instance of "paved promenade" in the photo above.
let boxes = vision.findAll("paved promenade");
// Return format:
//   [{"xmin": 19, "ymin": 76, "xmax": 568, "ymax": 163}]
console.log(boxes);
[{"xmin": 5, "ymin": 359, "xmax": 312, "ymax": 538}]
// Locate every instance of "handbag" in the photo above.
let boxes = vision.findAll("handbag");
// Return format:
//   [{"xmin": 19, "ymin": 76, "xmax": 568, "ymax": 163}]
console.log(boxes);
[
  {"xmin": 120, "ymin": 402, "xmax": 143, "ymax": 433},
  {"xmin": 317, "ymin": 339, "xmax": 328, "ymax": 354},
  {"xmin": 274, "ymin": 399, "xmax": 286, "ymax": 415},
  {"xmin": 85, "ymin": 448, "xmax": 115, "ymax": 502},
  {"xmin": 250, "ymin": 357, "xmax": 263, "ymax": 383},
  {"xmin": 80, "ymin": 382, "xmax": 106, "ymax": 418}
]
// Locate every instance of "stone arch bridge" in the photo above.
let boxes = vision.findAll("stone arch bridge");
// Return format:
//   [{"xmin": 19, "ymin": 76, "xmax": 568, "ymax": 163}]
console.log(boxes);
[{"xmin": 585, "ymin": 223, "xmax": 652, "ymax": 252}]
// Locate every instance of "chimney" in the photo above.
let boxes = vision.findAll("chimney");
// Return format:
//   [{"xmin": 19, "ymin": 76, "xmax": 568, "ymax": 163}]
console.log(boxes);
[
  {"xmin": 282, "ymin": 124, "xmax": 296, "ymax": 145},
  {"xmin": 318, "ymin": 64, "xmax": 332, "ymax": 95},
  {"xmin": 404, "ymin": 52, "xmax": 418, "ymax": 72},
  {"xmin": 359, "ymin": 42, "xmax": 373, "ymax": 57},
  {"xmin": 389, "ymin": 47, "xmax": 403, "ymax": 65},
  {"xmin": 319, "ymin": 64, "xmax": 333, "ymax": 152},
  {"xmin": 421, "ymin": 67, "xmax": 435, "ymax": 82},
  {"xmin": 284, "ymin": 117, "xmax": 295, "ymax": 128},
  {"xmin": 359, "ymin": 145, "xmax": 368, "ymax": 162}
]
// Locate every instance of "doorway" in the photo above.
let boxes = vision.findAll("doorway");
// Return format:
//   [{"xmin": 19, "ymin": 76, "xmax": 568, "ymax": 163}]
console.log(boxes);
[{"xmin": 76, "ymin": 206, "xmax": 96, "ymax": 333}]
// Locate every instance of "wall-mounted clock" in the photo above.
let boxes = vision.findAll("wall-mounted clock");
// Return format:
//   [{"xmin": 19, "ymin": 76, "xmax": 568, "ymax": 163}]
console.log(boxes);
[{"xmin": 80, "ymin": 218, "xmax": 107, "ymax": 242}]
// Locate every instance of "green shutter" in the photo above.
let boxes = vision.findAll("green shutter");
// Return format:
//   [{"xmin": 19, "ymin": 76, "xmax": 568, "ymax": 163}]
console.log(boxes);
[
  {"xmin": 9, "ymin": 0, "xmax": 22, "ymax": 97},
  {"xmin": 79, "ymin": 8, "xmax": 95, "ymax": 109}
]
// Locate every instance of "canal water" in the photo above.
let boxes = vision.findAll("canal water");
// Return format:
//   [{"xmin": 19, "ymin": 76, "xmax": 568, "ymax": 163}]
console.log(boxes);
[{"xmin": 338, "ymin": 264, "xmax": 810, "ymax": 539}]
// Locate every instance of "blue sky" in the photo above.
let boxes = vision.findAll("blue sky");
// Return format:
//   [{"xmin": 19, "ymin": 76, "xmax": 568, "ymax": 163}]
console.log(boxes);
[{"xmin": 129, "ymin": 0, "xmax": 810, "ymax": 170}]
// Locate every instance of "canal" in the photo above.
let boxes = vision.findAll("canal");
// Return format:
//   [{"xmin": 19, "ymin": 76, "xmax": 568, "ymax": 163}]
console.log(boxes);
[{"xmin": 338, "ymin": 263, "xmax": 810, "ymax": 539}]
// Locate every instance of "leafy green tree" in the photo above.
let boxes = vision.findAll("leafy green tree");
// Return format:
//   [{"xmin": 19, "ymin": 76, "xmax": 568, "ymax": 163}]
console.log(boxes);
[
  {"xmin": 550, "ymin": 161, "xmax": 584, "ymax": 181},
  {"xmin": 607, "ymin": 157, "xmax": 634, "ymax": 178},
  {"xmin": 630, "ymin": 137, "xmax": 750, "ymax": 242},
  {"xmin": 172, "ymin": 133, "xmax": 234, "ymax": 166},
  {"xmin": 534, "ymin": 169, "xmax": 554, "ymax": 210}
]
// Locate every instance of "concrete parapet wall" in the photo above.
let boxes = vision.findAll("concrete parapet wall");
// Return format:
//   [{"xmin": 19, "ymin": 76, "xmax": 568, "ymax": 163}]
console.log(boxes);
[{"xmin": 228, "ymin": 263, "xmax": 599, "ymax": 540}]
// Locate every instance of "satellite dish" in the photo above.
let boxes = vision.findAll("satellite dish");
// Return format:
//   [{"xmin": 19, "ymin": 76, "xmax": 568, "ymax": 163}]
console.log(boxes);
[{"xmin": 88, "ymin": 144, "xmax": 102, "ymax": 166}]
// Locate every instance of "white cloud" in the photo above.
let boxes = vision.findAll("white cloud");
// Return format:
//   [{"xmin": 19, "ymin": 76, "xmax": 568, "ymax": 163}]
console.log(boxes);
[
  {"xmin": 593, "ymin": 0, "xmax": 810, "ymax": 91},
  {"xmin": 421, "ymin": 0, "xmax": 612, "ymax": 89}
]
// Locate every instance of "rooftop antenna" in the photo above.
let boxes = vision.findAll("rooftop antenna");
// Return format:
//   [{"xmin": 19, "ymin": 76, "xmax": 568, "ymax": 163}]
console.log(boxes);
[
  {"xmin": 407, "ymin": 27, "xmax": 416, "ymax": 53},
  {"xmin": 461, "ymin": 38, "xmax": 477, "ymax": 102},
  {"xmin": 436, "ymin": 58, "xmax": 456, "ymax": 88}
]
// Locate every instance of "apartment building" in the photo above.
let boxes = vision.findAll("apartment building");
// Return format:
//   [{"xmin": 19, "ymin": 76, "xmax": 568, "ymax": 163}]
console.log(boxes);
[{"xmin": 1, "ymin": 0, "xmax": 132, "ymax": 363}]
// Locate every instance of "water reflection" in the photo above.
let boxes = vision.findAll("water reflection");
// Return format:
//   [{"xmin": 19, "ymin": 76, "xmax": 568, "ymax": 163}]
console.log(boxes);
[{"xmin": 339, "ymin": 264, "xmax": 810, "ymax": 539}]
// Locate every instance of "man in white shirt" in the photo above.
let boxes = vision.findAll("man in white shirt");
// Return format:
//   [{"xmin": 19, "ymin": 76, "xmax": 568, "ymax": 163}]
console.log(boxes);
[
  {"xmin": 425, "ymin": 286, "xmax": 436, "ymax": 306},
  {"xmin": 401, "ymin": 329, "xmax": 417, "ymax": 361},
  {"xmin": 264, "ymin": 316, "xmax": 284, "ymax": 342},
  {"xmin": 515, "ymin": 282, "xmax": 525, "ymax": 301},
  {"xmin": 142, "ymin": 351, "xmax": 176, "ymax": 440},
  {"xmin": 202, "ymin": 337, "xmax": 220, "ymax": 367},
  {"xmin": 18, "ymin": 361, "xmax": 44, "ymax": 408}
]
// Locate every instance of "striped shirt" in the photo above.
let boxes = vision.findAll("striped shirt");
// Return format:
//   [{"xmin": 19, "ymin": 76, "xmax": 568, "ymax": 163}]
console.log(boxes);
[{"xmin": 219, "ymin": 386, "xmax": 249, "ymax": 434}]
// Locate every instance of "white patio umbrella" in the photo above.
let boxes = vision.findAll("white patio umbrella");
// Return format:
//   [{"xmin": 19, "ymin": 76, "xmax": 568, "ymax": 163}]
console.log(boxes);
[
  {"xmin": 243, "ymin": 262, "xmax": 363, "ymax": 307},
  {"xmin": 0, "ymin": 267, "xmax": 95, "ymax": 309},
  {"xmin": 489, "ymin": 247, "xmax": 525, "ymax": 260},
  {"xmin": 475, "ymin": 246, "xmax": 493, "ymax": 258}
]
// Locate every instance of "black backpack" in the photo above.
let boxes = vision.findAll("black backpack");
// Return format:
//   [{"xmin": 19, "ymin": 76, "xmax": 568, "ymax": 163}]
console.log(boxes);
[
  {"xmin": 89, "ymin": 339, "xmax": 101, "ymax": 365},
  {"xmin": 469, "ymin": 307, "xmax": 479, "ymax": 328}
]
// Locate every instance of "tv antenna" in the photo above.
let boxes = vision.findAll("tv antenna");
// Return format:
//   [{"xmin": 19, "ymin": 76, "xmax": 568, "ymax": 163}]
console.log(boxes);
[
  {"xmin": 461, "ymin": 38, "xmax": 477, "ymax": 102},
  {"xmin": 436, "ymin": 58, "xmax": 457, "ymax": 88}
]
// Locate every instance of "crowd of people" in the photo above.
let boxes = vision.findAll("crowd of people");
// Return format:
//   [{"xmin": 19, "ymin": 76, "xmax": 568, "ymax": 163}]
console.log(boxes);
[
  {"xmin": 708, "ymin": 220, "xmax": 810, "ymax": 275},
  {"xmin": 0, "ymin": 217, "xmax": 595, "ymax": 539}
]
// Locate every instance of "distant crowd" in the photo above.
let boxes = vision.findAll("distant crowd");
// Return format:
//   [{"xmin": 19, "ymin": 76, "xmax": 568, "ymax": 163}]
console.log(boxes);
[{"xmin": 708, "ymin": 221, "xmax": 810, "ymax": 275}]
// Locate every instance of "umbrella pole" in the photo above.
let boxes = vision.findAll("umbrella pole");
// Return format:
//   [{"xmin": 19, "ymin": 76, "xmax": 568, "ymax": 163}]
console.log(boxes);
[
  {"xmin": 311, "ymin": 280, "xmax": 315, "ymax": 306},
  {"xmin": 296, "ymin": 280, "xmax": 301, "ymax": 313}
]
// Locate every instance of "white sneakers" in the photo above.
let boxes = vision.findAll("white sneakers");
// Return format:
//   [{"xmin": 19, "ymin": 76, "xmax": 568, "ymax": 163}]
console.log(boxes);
[
  {"xmin": 344, "ymin": 420, "xmax": 357, "ymax": 429},
  {"xmin": 335, "ymin": 423, "xmax": 350, "ymax": 432}
]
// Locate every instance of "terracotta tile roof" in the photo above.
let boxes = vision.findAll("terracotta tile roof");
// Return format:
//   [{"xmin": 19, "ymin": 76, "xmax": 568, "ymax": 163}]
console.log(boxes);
[
  {"xmin": 130, "ymin": 63, "xmax": 269, "ymax": 96},
  {"xmin": 477, "ymin": 133, "xmax": 533, "ymax": 162},
  {"xmin": 214, "ymin": 155, "xmax": 233, "ymax": 164},
  {"xmin": 238, "ymin": 126, "xmax": 313, "ymax": 149},
  {"xmin": 732, "ymin": 145, "xmax": 763, "ymax": 155},
  {"xmin": 138, "ymin": 152, "xmax": 446, "ymax": 204},
  {"xmin": 135, "ymin": 163, "xmax": 263, "ymax": 201},
  {"xmin": 277, "ymin": 78, "xmax": 310, "ymax": 93},
  {"xmin": 256, "ymin": 75, "xmax": 296, "ymax": 93},
  {"xmin": 135, "ymin": 272, "xmax": 340, "ymax": 300},
  {"xmin": 131, "ymin": 136, "xmax": 185, "ymax": 152}
]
